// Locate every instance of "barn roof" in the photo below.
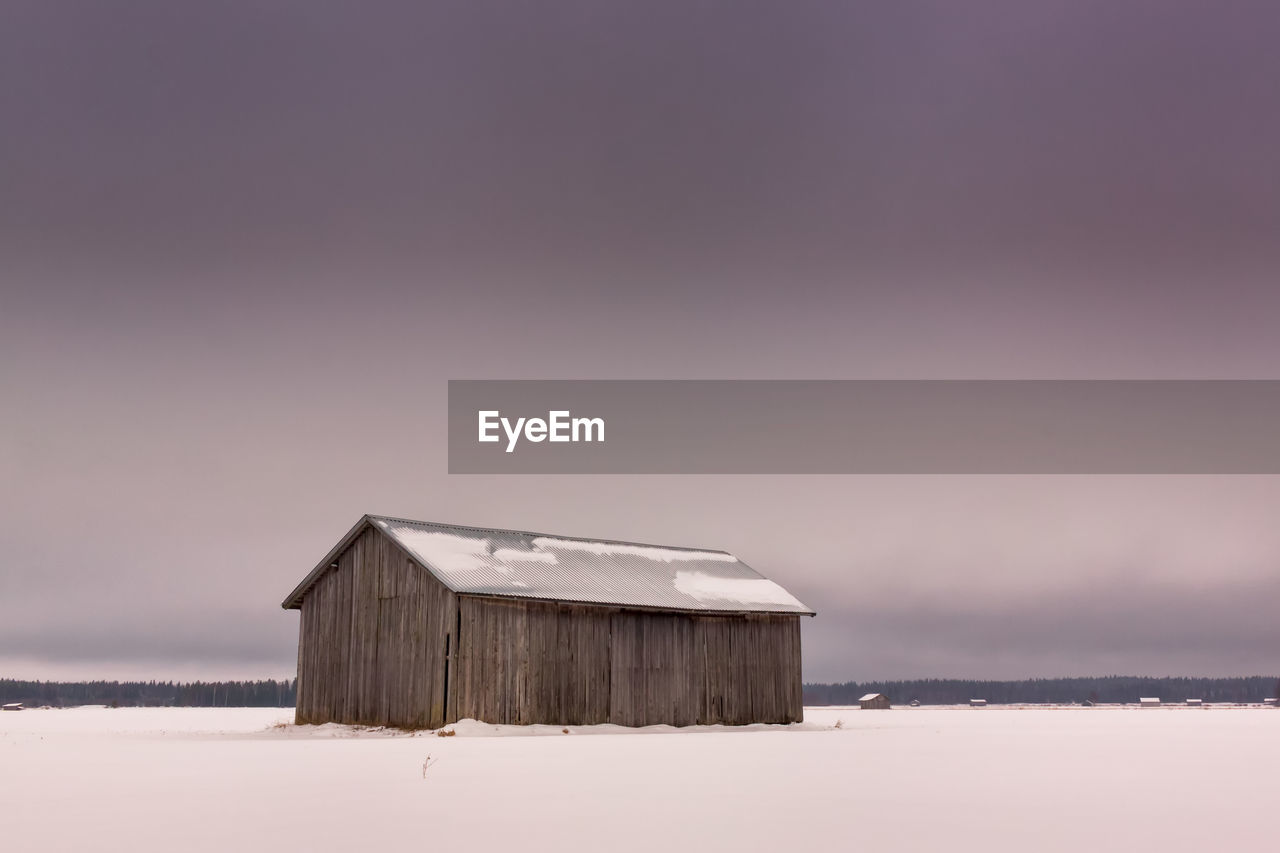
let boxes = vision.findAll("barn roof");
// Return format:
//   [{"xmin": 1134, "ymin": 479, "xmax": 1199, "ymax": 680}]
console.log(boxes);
[{"xmin": 281, "ymin": 515, "xmax": 814, "ymax": 615}]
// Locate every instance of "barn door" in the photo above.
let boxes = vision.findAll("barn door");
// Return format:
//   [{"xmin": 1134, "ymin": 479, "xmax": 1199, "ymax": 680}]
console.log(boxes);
[
  {"xmin": 442, "ymin": 632, "xmax": 452, "ymax": 724},
  {"xmin": 441, "ymin": 607, "xmax": 461, "ymax": 724}
]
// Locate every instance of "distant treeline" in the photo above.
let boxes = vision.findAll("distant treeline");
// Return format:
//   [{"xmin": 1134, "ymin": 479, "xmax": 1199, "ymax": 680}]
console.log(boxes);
[
  {"xmin": 7, "ymin": 676, "xmax": 1278, "ymax": 709},
  {"xmin": 804, "ymin": 676, "xmax": 1280, "ymax": 706},
  {"xmin": 0, "ymin": 679, "xmax": 297, "ymax": 708}
]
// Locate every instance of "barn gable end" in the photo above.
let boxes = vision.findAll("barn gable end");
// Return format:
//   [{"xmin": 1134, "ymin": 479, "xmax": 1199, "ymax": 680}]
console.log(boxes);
[{"xmin": 295, "ymin": 524, "xmax": 457, "ymax": 729}]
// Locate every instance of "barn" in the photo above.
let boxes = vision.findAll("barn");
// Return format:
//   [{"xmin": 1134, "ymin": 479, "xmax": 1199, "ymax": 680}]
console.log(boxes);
[
  {"xmin": 859, "ymin": 692, "xmax": 890, "ymax": 710},
  {"xmin": 281, "ymin": 515, "xmax": 814, "ymax": 729}
]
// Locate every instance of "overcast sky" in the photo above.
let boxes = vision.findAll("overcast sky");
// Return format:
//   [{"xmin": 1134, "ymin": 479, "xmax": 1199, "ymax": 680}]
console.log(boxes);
[{"xmin": 3, "ymin": 1, "xmax": 1279, "ymax": 683}]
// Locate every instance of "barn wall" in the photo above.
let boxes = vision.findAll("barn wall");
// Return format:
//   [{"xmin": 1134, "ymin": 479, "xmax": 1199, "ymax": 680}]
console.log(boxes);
[
  {"xmin": 295, "ymin": 526, "xmax": 457, "ymax": 728},
  {"xmin": 453, "ymin": 597, "xmax": 803, "ymax": 726},
  {"xmin": 451, "ymin": 598, "xmax": 612, "ymax": 725}
]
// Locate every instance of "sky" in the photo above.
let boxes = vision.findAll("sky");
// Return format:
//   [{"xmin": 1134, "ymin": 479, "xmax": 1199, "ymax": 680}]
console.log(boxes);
[{"xmin": 3, "ymin": 1, "xmax": 1279, "ymax": 683}]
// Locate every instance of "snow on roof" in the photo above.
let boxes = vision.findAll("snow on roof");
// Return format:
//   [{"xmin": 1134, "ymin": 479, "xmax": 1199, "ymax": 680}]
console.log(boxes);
[
  {"xmin": 860, "ymin": 693, "xmax": 885, "ymax": 702},
  {"xmin": 283, "ymin": 516, "xmax": 814, "ymax": 615}
]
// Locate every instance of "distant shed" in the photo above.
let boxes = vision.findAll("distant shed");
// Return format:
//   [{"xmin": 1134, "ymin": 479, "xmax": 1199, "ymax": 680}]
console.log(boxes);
[
  {"xmin": 282, "ymin": 515, "xmax": 815, "ymax": 729},
  {"xmin": 1139, "ymin": 697, "xmax": 1161, "ymax": 707},
  {"xmin": 859, "ymin": 693, "xmax": 890, "ymax": 710},
  {"xmin": 1, "ymin": 702, "xmax": 22, "ymax": 711},
  {"xmin": 1185, "ymin": 698, "xmax": 1202, "ymax": 706},
  {"xmin": 969, "ymin": 698, "xmax": 987, "ymax": 707}
]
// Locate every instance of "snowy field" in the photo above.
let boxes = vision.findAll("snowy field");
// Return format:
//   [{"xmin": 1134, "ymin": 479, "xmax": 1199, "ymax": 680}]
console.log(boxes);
[{"xmin": 2, "ymin": 705, "xmax": 1276, "ymax": 852}]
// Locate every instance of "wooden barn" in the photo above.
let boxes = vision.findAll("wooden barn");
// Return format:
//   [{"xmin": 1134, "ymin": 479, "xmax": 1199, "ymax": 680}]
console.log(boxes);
[
  {"xmin": 281, "ymin": 515, "xmax": 814, "ymax": 729},
  {"xmin": 859, "ymin": 692, "xmax": 890, "ymax": 710}
]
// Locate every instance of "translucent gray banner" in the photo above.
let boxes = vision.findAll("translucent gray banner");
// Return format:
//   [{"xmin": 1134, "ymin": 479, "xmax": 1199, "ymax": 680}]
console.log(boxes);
[{"xmin": 447, "ymin": 380, "xmax": 1280, "ymax": 474}]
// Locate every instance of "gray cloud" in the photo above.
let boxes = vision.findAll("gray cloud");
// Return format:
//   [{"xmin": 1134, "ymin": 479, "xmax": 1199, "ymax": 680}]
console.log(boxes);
[
  {"xmin": 807, "ymin": 574, "xmax": 1280, "ymax": 681},
  {"xmin": 3, "ymin": 1, "xmax": 1279, "ymax": 680}
]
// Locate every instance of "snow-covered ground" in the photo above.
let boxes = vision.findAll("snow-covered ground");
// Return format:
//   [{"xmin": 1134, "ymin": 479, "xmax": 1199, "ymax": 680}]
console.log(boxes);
[{"xmin": 2, "ymin": 705, "xmax": 1275, "ymax": 851}]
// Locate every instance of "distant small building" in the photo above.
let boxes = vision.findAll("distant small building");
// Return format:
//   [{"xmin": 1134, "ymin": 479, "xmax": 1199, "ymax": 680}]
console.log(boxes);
[
  {"xmin": 1185, "ymin": 698, "xmax": 1202, "ymax": 706},
  {"xmin": 969, "ymin": 698, "xmax": 987, "ymax": 707},
  {"xmin": 1263, "ymin": 698, "xmax": 1278, "ymax": 706},
  {"xmin": 859, "ymin": 693, "xmax": 890, "ymax": 710},
  {"xmin": 1, "ymin": 702, "xmax": 22, "ymax": 711},
  {"xmin": 1082, "ymin": 699, "xmax": 1096, "ymax": 707},
  {"xmin": 1139, "ymin": 697, "xmax": 1161, "ymax": 707},
  {"xmin": 909, "ymin": 699, "xmax": 921, "ymax": 707}
]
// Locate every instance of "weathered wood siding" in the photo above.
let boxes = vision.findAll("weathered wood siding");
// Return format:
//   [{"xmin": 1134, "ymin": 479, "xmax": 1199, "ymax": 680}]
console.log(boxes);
[
  {"xmin": 295, "ymin": 527, "xmax": 456, "ymax": 728},
  {"xmin": 453, "ymin": 596, "xmax": 803, "ymax": 726},
  {"xmin": 450, "ymin": 598, "xmax": 613, "ymax": 725},
  {"xmin": 296, "ymin": 527, "xmax": 804, "ymax": 728}
]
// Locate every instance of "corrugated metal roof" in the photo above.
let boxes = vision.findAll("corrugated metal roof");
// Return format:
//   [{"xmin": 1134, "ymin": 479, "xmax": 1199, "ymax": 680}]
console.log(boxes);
[{"xmin": 282, "ymin": 515, "xmax": 813, "ymax": 615}]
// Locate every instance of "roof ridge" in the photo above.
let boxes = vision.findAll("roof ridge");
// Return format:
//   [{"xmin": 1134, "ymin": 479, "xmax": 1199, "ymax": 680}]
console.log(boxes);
[{"xmin": 366, "ymin": 514, "xmax": 734, "ymax": 556}]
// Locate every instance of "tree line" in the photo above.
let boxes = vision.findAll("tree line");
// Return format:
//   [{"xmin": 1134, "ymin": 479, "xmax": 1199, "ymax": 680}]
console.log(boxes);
[
  {"xmin": 803, "ymin": 675, "xmax": 1280, "ymax": 705},
  {"xmin": 0, "ymin": 678, "xmax": 296, "ymax": 708},
  {"xmin": 6, "ymin": 675, "xmax": 1278, "ymax": 709}
]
